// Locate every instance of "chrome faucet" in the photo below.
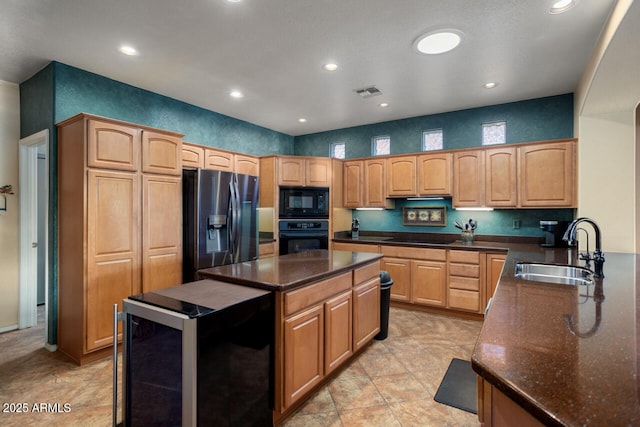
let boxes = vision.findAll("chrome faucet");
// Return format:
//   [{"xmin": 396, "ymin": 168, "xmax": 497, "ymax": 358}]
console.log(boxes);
[{"xmin": 562, "ymin": 217, "xmax": 605, "ymax": 277}]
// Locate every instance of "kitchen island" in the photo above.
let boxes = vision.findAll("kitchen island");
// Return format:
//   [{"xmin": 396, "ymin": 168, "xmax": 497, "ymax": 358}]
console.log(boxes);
[{"xmin": 199, "ymin": 249, "xmax": 384, "ymax": 424}]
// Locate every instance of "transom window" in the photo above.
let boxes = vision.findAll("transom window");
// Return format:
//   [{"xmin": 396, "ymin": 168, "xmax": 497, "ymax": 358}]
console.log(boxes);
[
  {"xmin": 422, "ymin": 129, "xmax": 443, "ymax": 151},
  {"xmin": 330, "ymin": 142, "xmax": 346, "ymax": 159},
  {"xmin": 482, "ymin": 121, "xmax": 506, "ymax": 145},
  {"xmin": 372, "ymin": 135, "xmax": 390, "ymax": 156}
]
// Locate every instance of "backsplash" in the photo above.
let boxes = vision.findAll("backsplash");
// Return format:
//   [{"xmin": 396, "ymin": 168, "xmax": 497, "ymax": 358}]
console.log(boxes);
[{"xmin": 351, "ymin": 199, "xmax": 574, "ymax": 238}]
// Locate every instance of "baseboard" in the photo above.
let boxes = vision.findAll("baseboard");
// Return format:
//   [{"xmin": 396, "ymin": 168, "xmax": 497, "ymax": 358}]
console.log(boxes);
[
  {"xmin": 0, "ymin": 324, "xmax": 18, "ymax": 334},
  {"xmin": 44, "ymin": 343, "xmax": 57, "ymax": 352}
]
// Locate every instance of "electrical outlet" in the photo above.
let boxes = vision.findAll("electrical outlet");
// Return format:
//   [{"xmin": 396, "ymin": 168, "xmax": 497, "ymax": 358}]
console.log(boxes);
[{"xmin": 513, "ymin": 219, "xmax": 521, "ymax": 229}]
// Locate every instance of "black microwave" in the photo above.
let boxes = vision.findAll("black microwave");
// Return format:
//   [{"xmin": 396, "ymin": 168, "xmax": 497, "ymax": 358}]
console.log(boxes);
[{"xmin": 279, "ymin": 186, "xmax": 329, "ymax": 218}]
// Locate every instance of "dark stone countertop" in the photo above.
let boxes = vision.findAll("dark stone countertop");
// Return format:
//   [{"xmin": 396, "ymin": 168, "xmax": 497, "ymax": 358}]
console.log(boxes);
[
  {"xmin": 472, "ymin": 247, "xmax": 640, "ymax": 426},
  {"xmin": 197, "ymin": 249, "xmax": 383, "ymax": 292}
]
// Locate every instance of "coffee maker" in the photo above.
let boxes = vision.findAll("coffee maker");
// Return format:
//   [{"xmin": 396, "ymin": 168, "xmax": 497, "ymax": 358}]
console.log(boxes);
[{"xmin": 540, "ymin": 220, "xmax": 570, "ymax": 247}]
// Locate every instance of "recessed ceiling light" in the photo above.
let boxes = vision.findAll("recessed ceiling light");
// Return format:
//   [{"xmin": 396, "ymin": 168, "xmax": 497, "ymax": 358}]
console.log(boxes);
[
  {"xmin": 323, "ymin": 63, "xmax": 338, "ymax": 71},
  {"xmin": 230, "ymin": 90, "xmax": 244, "ymax": 99},
  {"xmin": 414, "ymin": 30, "xmax": 463, "ymax": 55},
  {"xmin": 379, "ymin": 103, "xmax": 389, "ymax": 108},
  {"xmin": 483, "ymin": 82, "xmax": 498, "ymax": 89},
  {"xmin": 119, "ymin": 45, "xmax": 138, "ymax": 56},
  {"xmin": 549, "ymin": 0, "xmax": 577, "ymax": 14},
  {"xmin": 298, "ymin": 118, "xmax": 307, "ymax": 123},
  {"xmin": 227, "ymin": 0, "xmax": 242, "ymax": 3}
]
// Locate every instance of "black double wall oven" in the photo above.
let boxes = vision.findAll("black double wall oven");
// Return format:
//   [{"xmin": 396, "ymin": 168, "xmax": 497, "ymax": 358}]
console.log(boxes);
[{"xmin": 278, "ymin": 186, "xmax": 329, "ymax": 255}]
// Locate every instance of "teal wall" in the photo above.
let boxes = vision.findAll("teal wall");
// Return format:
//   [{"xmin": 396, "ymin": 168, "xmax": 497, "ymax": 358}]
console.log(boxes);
[
  {"xmin": 353, "ymin": 199, "xmax": 574, "ymax": 237},
  {"xmin": 293, "ymin": 93, "xmax": 573, "ymax": 158}
]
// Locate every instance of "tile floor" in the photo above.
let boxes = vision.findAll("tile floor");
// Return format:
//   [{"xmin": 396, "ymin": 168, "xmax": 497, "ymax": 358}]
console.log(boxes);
[{"xmin": 0, "ymin": 306, "xmax": 481, "ymax": 426}]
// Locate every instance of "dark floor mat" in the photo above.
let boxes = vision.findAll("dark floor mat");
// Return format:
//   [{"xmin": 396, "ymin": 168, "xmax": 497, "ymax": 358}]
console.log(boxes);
[{"xmin": 433, "ymin": 358, "xmax": 478, "ymax": 414}]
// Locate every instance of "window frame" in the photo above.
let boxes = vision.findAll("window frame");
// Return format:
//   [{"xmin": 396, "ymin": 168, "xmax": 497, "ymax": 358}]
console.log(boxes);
[
  {"xmin": 422, "ymin": 128, "xmax": 444, "ymax": 151},
  {"xmin": 482, "ymin": 121, "xmax": 507, "ymax": 146},
  {"xmin": 371, "ymin": 135, "xmax": 391, "ymax": 156}
]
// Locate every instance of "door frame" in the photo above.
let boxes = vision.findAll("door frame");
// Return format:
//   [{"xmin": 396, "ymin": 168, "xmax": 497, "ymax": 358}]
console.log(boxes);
[{"xmin": 18, "ymin": 129, "xmax": 53, "ymax": 350}]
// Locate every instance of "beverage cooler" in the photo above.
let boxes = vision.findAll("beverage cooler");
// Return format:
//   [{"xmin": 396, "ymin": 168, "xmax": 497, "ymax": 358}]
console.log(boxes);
[{"xmin": 122, "ymin": 280, "xmax": 273, "ymax": 426}]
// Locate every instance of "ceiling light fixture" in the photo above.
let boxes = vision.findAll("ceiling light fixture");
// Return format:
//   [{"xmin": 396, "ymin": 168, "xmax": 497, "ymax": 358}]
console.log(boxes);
[
  {"xmin": 298, "ymin": 118, "xmax": 307, "ymax": 123},
  {"xmin": 414, "ymin": 30, "xmax": 463, "ymax": 55},
  {"xmin": 549, "ymin": 0, "xmax": 577, "ymax": 14},
  {"xmin": 323, "ymin": 63, "xmax": 338, "ymax": 71},
  {"xmin": 483, "ymin": 82, "xmax": 498, "ymax": 89},
  {"xmin": 230, "ymin": 90, "xmax": 244, "ymax": 99},
  {"xmin": 379, "ymin": 103, "xmax": 389, "ymax": 108},
  {"xmin": 119, "ymin": 45, "xmax": 138, "ymax": 56}
]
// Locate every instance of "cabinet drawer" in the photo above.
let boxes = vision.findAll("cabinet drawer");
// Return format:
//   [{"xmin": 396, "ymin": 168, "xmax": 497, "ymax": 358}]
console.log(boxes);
[
  {"xmin": 449, "ymin": 250, "xmax": 480, "ymax": 264},
  {"xmin": 354, "ymin": 261, "xmax": 380, "ymax": 285},
  {"xmin": 448, "ymin": 289, "xmax": 480, "ymax": 312},
  {"xmin": 449, "ymin": 276, "xmax": 480, "ymax": 291},
  {"xmin": 449, "ymin": 263, "xmax": 480, "ymax": 278},
  {"xmin": 284, "ymin": 272, "xmax": 351, "ymax": 316},
  {"xmin": 380, "ymin": 245, "xmax": 446, "ymax": 261}
]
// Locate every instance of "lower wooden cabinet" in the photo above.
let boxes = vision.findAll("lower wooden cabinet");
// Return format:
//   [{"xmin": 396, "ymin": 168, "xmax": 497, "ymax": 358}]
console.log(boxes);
[
  {"xmin": 485, "ymin": 252, "xmax": 507, "ymax": 311},
  {"xmin": 382, "ymin": 257, "xmax": 411, "ymax": 302},
  {"xmin": 276, "ymin": 260, "xmax": 380, "ymax": 418},
  {"xmin": 283, "ymin": 304, "xmax": 324, "ymax": 408},
  {"xmin": 412, "ymin": 260, "xmax": 447, "ymax": 307},
  {"xmin": 448, "ymin": 250, "xmax": 482, "ymax": 313},
  {"xmin": 477, "ymin": 378, "xmax": 545, "ymax": 427}
]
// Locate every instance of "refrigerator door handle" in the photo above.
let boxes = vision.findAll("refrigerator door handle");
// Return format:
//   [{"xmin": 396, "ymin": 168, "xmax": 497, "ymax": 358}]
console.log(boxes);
[
  {"xmin": 228, "ymin": 177, "xmax": 239, "ymax": 261},
  {"xmin": 232, "ymin": 176, "xmax": 241, "ymax": 262}
]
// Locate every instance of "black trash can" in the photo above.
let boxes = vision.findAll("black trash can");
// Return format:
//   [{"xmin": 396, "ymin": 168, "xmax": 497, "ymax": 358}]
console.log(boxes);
[{"xmin": 375, "ymin": 270, "xmax": 394, "ymax": 340}]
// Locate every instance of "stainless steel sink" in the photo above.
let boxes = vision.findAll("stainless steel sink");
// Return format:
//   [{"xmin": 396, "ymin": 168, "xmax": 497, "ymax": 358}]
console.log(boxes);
[{"xmin": 514, "ymin": 262, "xmax": 594, "ymax": 286}]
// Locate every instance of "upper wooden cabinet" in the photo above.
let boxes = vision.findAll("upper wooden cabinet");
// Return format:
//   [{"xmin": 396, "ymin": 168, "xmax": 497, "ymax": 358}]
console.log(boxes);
[
  {"xmin": 518, "ymin": 140, "xmax": 575, "ymax": 207},
  {"xmin": 343, "ymin": 160, "xmax": 364, "ymax": 208},
  {"xmin": 181, "ymin": 142, "xmax": 204, "ymax": 169},
  {"xmin": 87, "ymin": 120, "xmax": 140, "ymax": 171},
  {"xmin": 235, "ymin": 154, "xmax": 260, "ymax": 176},
  {"xmin": 278, "ymin": 156, "xmax": 331, "ymax": 187},
  {"xmin": 485, "ymin": 146, "xmax": 517, "ymax": 207},
  {"xmin": 387, "ymin": 156, "xmax": 417, "ymax": 196},
  {"xmin": 204, "ymin": 147, "xmax": 234, "ymax": 171},
  {"xmin": 453, "ymin": 150, "xmax": 484, "ymax": 207},
  {"xmin": 417, "ymin": 152, "xmax": 452, "ymax": 196},
  {"xmin": 141, "ymin": 131, "xmax": 182, "ymax": 176}
]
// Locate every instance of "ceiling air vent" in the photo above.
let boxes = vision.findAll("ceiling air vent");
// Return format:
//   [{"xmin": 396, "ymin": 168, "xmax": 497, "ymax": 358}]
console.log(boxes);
[{"xmin": 354, "ymin": 86, "xmax": 382, "ymax": 98}]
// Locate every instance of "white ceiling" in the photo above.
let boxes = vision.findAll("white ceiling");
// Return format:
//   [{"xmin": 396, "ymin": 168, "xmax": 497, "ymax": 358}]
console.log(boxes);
[{"xmin": 1, "ymin": 0, "xmax": 616, "ymax": 136}]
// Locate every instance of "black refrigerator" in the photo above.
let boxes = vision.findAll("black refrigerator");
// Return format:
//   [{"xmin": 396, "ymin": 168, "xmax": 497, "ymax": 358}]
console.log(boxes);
[{"xmin": 183, "ymin": 169, "xmax": 259, "ymax": 282}]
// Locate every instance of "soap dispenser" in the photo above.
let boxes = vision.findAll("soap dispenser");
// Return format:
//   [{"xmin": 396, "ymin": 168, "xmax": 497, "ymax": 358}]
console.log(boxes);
[{"xmin": 351, "ymin": 218, "xmax": 360, "ymax": 239}]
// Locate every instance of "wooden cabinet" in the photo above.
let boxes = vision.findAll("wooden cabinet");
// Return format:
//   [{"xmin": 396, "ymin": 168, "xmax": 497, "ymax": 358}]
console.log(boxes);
[
  {"xmin": 332, "ymin": 242, "xmax": 379, "ymax": 253},
  {"xmin": 364, "ymin": 158, "xmax": 387, "ymax": 207},
  {"xmin": 258, "ymin": 241, "xmax": 276, "ymax": 258},
  {"xmin": 381, "ymin": 245, "xmax": 446, "ymax": 307},
  {"xmin": 278, "ymin": 156, "xmax": 330, "ymax": 187},
  {"xmin": 204, "ymin": 147, "xmax": 234, "ymax": 171},
  {"xmin": 387, "ymin": 156, "xmax": 417, "ymax": 196},
  {"xmin": 485, "ymin": 253, "xmax": 506, "ymax": 310},
  {"xmin": 276, "ymin": 261, "xmax": 380, "ymax": 416},
  {"xmin": 518, "ymin": 140, "xmax": 575, "ymax": 207},
  {"xmin": 57, "ymin": 114, "xmax": 183, "ymax": 364},
  {"xmin": 478, "ymin": 379, "xmax": 546, "ymax": 427},
  {"xmin": 485, "ymin": 146, "xmax": 517, "ymax": 207},
  {"xmin": 448, "ymin": 250, "xmax": 483, "ymax": 313},
  {"xmin": 417, "ymin": 152, "xmax": 452, "ymax": 196},
  {"xmin": 234, "ymin": 153, "xmax": 260, "ymax": 176},
  {"xmin": 181, "ymin": 142, "xmax": 204, "ymax": 169},
  {"xmin": 283, "ymin": 304, "xmax": 324, "ymax": 408},
  {"xmin": 453, "ymin": 150, "xmax": 484, "ymax": 207},
  {"xmin": 343, "ymin": 160, "xmax": 364, "ymax": 208}
]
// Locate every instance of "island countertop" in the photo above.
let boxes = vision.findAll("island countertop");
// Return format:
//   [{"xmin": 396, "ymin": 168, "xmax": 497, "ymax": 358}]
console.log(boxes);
[
  {"xmin": 197, "ymin": 249, "xmax": 383, "ymax": 292},
  {"xmin": 472, "ymin": 247, "xmax": 640, "ymax": 426}
]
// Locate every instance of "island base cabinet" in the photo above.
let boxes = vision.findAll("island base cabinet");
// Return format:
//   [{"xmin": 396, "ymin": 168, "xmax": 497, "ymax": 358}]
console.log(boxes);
[
  {"xmin": 283, "ymin": 305, "xmax": 324, "ymax": 409},
  {"xmin": 477, "ymin": 378, "xmax": 545, "ymax": 427},
  {"xmin": 325, "ymin": 291, "xmax": 353, "ymax": 375}
]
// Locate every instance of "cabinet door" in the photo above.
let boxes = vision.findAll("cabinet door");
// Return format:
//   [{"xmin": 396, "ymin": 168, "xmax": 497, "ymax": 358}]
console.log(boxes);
[
  {"xmin": 324, "ymin": 290, "xmax": 353, "ymax": 375},
  {"xmin": 387, "ymin": 156, "xmax": 417, "ymax": 196},
  {"xmin": 518, "ymin": 141, "xmax": 575, "ymax": 207},
  {"xmin": 181, "ymin": 142, "xmax": 204, "ymax": 169},
  {"xmin": 411, "ymin": 260, "xmax": 447, "ymax": 307},
  {"xmin": 283, "ymin": 305, "xmax": 324, "ymax": 409},
  {"xmin": 235, "ymin": 154, "xmax": 260, "ymax": 176},
  {"xmin": 306, "ymin": 157, "xmax": 331, "ymax": 187},
  {"xmin": 142, "ymin": 175, "xmax": 182, "ymax": 292},
  {"xmin": 343, "ymin": 160, "xmax": 363, "ymax": 208},
  {"xmin": 417, "ymin": 152, "xmax": 452, "ymax": 195},
  {"xmin": 86, "ymin": 169, "xmax": 140, "ymax": 351},
  {"xmin": 141, "ymin": 131, "xmax": 181, "ymax": 176},
  {"xmin": 364, "ymin": 158, "xmax": 386, "ymax": 207},
  {"xmin": 87, "ymin": 119, "xmax": 139, "ymax": 172},
  {"xmin": 381, "ymin": 256, "xmax": 411, "ymax": 302},
  {"xmin": 485, "ymin": 253, "xmax": 506, "ymax": 306},
  {"xmin": 204, "ymin": 148, "xmax": 234, "ymax": 171},
  {"xmin": 453, "ymin": 150, "xmax": 484, "ymax": 207},
  {"xmin": 485, "ymin": 146, "xmax": 517, "ymax": 207},
  {"xmin": 353, "ymin": 277, "xmax": 380, "ymax": 351},
  {"xmin": 278, "ymin": 157, "xmax": 305, "ymax": 186}
]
